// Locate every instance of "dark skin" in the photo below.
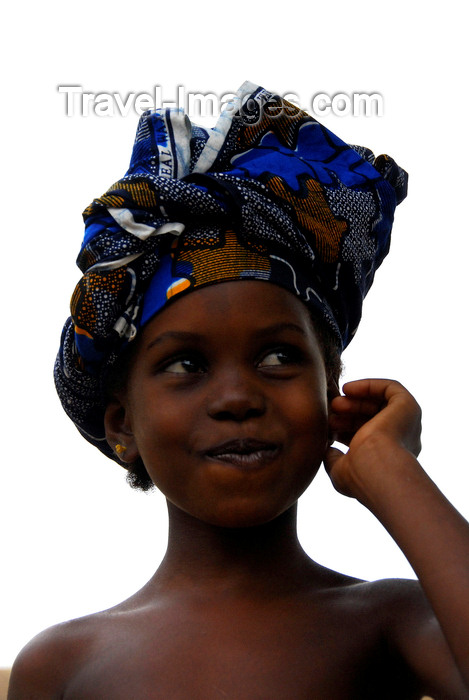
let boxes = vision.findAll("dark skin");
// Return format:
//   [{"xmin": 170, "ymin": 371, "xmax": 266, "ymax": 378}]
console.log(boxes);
[{"xmin": 8, "ymin": 282, "xmax": 469, "ymax": 699}]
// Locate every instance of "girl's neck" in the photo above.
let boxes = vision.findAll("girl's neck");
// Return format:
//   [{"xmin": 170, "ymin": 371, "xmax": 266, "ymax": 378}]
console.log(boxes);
[{"xmin": 151, "ymin": 502, "xmax": 319, "ymax": 596}]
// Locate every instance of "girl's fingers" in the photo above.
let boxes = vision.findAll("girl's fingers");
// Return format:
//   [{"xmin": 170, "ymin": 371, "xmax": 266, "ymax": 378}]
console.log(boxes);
[
  {"xmin": 341, "ymin": 378, "xmax": 406, "ymax": 399},
  {"xmin": 330, "ymin": 395, "xmax": 384, "ymax": 417},
  {"xmin": 328, "ymin": 378, "xmax": 422, "ymax": 457}
]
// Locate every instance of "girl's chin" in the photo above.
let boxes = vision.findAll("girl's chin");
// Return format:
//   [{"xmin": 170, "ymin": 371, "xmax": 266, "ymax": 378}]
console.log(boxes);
[{"xmin": 187, "ymin": 503, "xmax": 296, "ymax": 530}]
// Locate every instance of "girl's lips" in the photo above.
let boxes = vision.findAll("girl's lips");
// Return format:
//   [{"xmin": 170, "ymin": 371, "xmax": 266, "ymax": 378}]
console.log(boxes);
[{"xmin": 204, "ymin": 439, "xmax": 280, "ymax": 469}]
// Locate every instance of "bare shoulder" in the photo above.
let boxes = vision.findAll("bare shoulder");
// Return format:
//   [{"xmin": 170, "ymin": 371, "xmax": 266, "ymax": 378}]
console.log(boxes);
[
  {"xmin": 303, "ymin": 572, "xmax": 467, "ymax": 698},
  {"xmin": 7, "ymin": 589, "xmax": 155, "ymax": 700},
  {"xmin": 8, "ymin": 611, "xmax": 108, "ymax": 700},
  {"xmin": 358, "ymin": 576, "xmax": 444, "ymax": 638},
  {"xmin": 343, "ymin": 577, "xmax": 443, "ymax": 656},
  {"xmin": 350, "ymin": 576, "xmax": 427, "ymax": 612},
  {"xmin": 305, "ymin": 569, "xmax": 431, "ymax": 646},
  {"xmin": 360, "ymin": 577, "xmax": 468, "ymax": 698}
]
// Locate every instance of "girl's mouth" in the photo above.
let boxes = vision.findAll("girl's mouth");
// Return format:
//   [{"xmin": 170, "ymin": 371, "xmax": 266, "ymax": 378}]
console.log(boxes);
[{"xmin": 204, "ymin": 439, "xmax": 280, "ymax": 469}]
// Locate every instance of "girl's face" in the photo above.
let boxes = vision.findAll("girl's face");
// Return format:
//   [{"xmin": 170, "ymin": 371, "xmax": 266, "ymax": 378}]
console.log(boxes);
[{"xmin": 107, "ymin": 281, "xmax": 330, "ymax": 528}]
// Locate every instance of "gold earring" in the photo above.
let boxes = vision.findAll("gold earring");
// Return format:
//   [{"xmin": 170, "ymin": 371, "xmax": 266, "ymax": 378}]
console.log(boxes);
[{"xmin": 115, "ymin": 443, "xmax": 127, "ymax": 456}]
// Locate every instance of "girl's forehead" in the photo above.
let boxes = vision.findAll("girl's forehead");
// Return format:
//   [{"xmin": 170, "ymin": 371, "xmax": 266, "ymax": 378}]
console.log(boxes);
[{"xmin": 141, "ymin": 280, "xmax": 313, "ymax": 335}]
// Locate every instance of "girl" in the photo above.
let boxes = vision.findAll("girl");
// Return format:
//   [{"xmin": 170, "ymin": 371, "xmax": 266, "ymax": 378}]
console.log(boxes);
[{"xmin": 8, "ymin": 83, "xmax": 469, "ymax": 699}]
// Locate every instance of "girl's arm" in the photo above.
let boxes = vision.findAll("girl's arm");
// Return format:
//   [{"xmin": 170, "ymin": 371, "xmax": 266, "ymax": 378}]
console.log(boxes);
[{"xmin": 326, "ymin": 379, "xmax": 469, "ymax": 692}]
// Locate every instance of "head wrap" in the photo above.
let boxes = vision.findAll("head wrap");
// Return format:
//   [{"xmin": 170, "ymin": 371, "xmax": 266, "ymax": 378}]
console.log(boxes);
[{"xmin": 54, "ymin": 81, "xmax": 408, "ymax": 463}]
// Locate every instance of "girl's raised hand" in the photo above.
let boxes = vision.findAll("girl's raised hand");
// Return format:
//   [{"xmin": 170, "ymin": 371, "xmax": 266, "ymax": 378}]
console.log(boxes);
[{"xmin": 324, "ymin": 379, "xmax": 422, "ymax": 502}]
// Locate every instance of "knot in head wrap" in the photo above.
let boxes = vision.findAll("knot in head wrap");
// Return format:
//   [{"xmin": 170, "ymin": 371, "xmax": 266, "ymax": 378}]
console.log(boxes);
[{"xmin": 54, "ymin": 81, "xmax": 408, "ymax": 463}]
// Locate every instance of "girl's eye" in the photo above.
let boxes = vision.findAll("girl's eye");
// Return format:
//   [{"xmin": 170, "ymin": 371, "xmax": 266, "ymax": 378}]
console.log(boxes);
[
  {"xmin": 163, "ymin": 357, "xmax": 206, "ymax": 375},
  {"xmin": 258, "ymin": 348, "xmax": 298, "ymax": 368}
]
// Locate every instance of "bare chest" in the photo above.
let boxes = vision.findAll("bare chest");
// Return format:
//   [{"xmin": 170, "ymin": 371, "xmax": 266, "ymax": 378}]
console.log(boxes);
[{"xmin": 63, "ymin": 598, "xmax": 411, "ymax": 700}]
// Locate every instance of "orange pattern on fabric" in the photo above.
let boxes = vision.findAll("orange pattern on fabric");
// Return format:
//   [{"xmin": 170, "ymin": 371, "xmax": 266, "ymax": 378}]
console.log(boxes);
[
  {"xmin": 266, "ymin": 176, "xmax": 346, "ymax": 263},
  {"xmin": 176, "ymin": 230, "xmax": 271, "ymax": 289},
  {"xmin": 83, "ymin": 180, "xmax": 158, "ymax": 217},
  {"xmin": 71, "ymin": 268, "xmax": 128, "ymax": 334},
  {"xmin": 238, "ymin": 100, "xmax": 308, "ymax": 151},
  {"xmin": 166, "ymin": 278, "xmax": 192, "ymax": 299}
]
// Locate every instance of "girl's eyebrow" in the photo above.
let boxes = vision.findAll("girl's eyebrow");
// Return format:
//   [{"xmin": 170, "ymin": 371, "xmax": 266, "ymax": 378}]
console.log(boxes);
[
  {"xmin": 146, "ymin": 331, "xmax": 201, "ymax": 351},
  {"xmin": 252, "ymin": 322, "xmax": 308, "ymax": 339},
  {"xmin": 145, "ymin": 323, "xmax": 307, "ymax": 352}
]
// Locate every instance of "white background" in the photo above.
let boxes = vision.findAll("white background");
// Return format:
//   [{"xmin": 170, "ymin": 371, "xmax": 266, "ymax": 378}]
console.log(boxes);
[{"xmin": 1, "ymin": 0, "xmax": 467, "ymax": 669}]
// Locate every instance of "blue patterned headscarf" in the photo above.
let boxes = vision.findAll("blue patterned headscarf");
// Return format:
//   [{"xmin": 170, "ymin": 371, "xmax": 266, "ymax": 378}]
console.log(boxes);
[{"xmin": 55, "ymin": 81, "xmax": 407, "ymax": 462}]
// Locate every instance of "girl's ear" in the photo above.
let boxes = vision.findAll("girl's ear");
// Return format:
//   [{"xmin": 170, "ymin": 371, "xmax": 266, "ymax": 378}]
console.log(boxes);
[
  {"xmin": 327, "ymin": 377, "xmax": 340, "ymax": 404},
  {"xmin": 104, "ymin": 399, "xmax": 140, "ymax": 464},
  {"xmin": 327, "ymin": 378, "xmax": 340, "ymax": 446}
]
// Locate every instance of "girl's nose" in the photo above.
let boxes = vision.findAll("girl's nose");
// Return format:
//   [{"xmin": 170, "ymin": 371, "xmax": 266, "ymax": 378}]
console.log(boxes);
[{"xmin": 207, "ymin": 369, "xmax": 266, "ymax": 422}]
